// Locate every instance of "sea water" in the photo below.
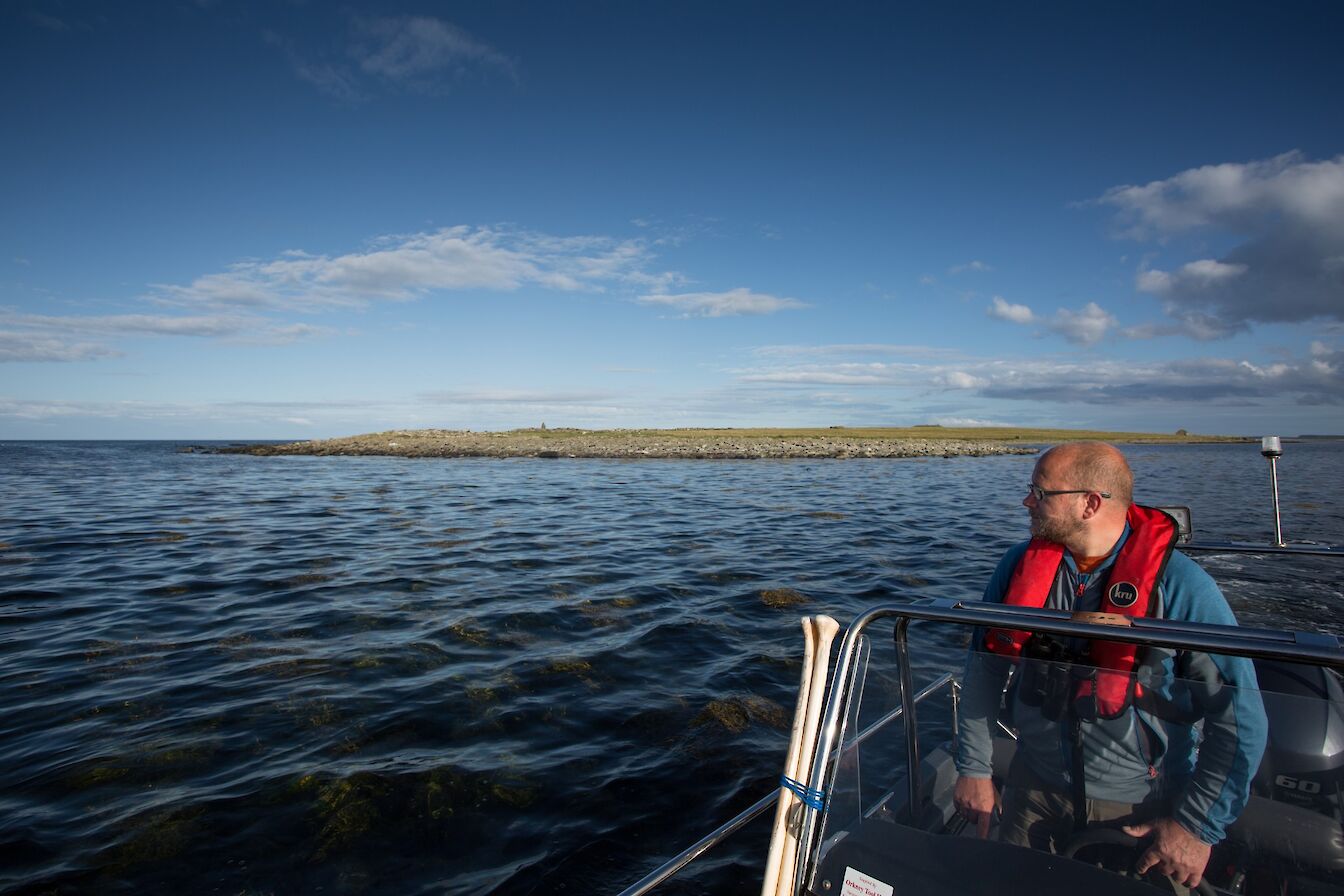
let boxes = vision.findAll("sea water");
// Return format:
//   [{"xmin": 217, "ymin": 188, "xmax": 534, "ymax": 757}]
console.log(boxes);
[{"xmin": 2, "ymin": 441, "xmax": 1341, "ymax": 894}]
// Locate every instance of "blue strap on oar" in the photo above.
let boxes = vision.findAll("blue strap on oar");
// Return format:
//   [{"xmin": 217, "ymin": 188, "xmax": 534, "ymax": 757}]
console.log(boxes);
[{"xmin": 779, "ymin": 775, "xmax": 826, "ymax": 810}]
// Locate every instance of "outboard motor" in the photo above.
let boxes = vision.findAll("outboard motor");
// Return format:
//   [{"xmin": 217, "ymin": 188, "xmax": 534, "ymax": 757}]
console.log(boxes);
[
  {"xmin": 1215, "ymin": 659, "xmax": 1344, "ymax": 894},
  {"xmin": 1252, "ymin": 658, "xmax": 1344, "ymax": 818}
]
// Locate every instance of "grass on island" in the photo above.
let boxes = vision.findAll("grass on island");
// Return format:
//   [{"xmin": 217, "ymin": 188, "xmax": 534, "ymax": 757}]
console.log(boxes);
[
  {"xmin": 288, "ymin": 424, "xmax": 1245, "ymax": 449},
  {"xmin": 493, "ymin": 425, "xmax": 1241, "ymax": 443}
]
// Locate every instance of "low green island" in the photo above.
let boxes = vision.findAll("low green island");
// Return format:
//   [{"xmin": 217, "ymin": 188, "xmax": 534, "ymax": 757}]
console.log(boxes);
[{"xmin": 212, "ymin": 426, "xmax": 1243, "ymax": 460}]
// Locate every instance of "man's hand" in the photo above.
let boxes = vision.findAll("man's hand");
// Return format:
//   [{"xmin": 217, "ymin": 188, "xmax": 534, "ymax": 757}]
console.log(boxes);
[
  {"xmin": 1122, "ymin": 817, "xmax": 1211, "ymax": 888},
  {"xmin": 952, "ymin": 775, "xmax": 996, "ymax": 838}
]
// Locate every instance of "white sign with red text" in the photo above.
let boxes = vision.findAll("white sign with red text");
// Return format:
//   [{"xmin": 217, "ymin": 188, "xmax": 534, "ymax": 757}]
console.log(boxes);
[{"xmin": 841, "ymin": 865, "xmax": 894, "ymax": 896}]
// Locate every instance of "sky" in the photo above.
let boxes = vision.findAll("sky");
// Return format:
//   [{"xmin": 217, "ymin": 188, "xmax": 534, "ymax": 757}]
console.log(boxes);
[{"xmin": 2, "ymin": 1, "xmax": 1342, "ymax": 439}]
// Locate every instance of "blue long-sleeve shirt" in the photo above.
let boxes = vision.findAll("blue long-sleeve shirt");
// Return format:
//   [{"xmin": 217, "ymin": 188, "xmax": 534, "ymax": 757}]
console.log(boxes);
[{"xmin": 956, "ymin": 531, "xmax": 1269, "ymax": 844}]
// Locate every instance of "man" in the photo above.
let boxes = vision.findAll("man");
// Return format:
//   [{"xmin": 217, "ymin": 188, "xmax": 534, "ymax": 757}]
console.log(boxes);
[{"xmin": 953, "ymin": 442, "xmax": 1267, "ymax": 888}]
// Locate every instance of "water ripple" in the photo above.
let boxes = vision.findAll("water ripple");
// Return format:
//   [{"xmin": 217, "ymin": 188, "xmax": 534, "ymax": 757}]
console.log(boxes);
[{"xmin": 1, "ymin": 441, "xmax": 1341, "ymax": 894}]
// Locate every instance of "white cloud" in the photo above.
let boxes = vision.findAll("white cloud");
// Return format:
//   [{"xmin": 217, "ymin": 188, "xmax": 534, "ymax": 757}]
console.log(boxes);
[
  {"xmin": 734, "ymin": 359, "xmax": 974, "ymax": 392},
  {"xmin": 293, "ymin": 59, "xmax": 368, "ymax": 104},
  {"xmin": 8, "ymin": 344, "xmax": 1339, "ymax": 434},
  {"xmin": 420, "ymin": 389, "xmax": 615, "ymax": 404},
  {"xmin": 986, "ymin": 297, "xmax": 1116, "ymax": 345},
  {"xmin": 734, "ymin": 360, "xmax": 923, "ymax": 387},
  {"xmin": 0, "ymin": 332, "xmax": 120, "ymax": 363},
  {"xmin": 729, "ymin": 342, "xmax": 1342, "ymax": 411},
  {"xmin": 1100, "ymin": 152, "xmax": 1344, "ymax": 333},
  {"xmin": 937, "ymin": 371, "xmax": 986, "ymax": 389},
  {"xmin": 1102, "ymin": 152, "xmax": 1344, "ymax": 237},
  {"xmin": 637, "ymin": 287, "xmax": 806, "ymax": 318},
  {"xmin": 350, "ymin": 14, "xmax": 517, "ymax": 87},
  {"xmin": 2, "ymin": 311, "xmax": 326, "ymax": 340},
  {"xmin": 1122, "ymin": 313, "xmax": 1235, "ymax": 342},
  {"xmin": 412, "ymin": 389, "xmax": 630, "ymax": 423},
  {"xmin": 931, "ymin": 416, "xmax": 1006, "ymax": 427},
  {"xmin": 1049, "ymin": 302, "xmax": 1117, "ymax": 346},
  {"xmin": 975, "ymin": 352, "xmax": 1343, "ymax": 406},
  {"xmin": 1137, "ymin": 259, "xmax": 1248, "ymax": 298},
  {"xmin": 987, "ymin": 296, "xmax": 1034, "ymax": 324},
  {"xmin": 739, "ymin": 370, "xmax": 887, "ymax": 385},
  {"xmin": 4, "ymin": 224, "xmax": 688, "ymax": 364},
  {"xmin": 271, "ymin": 14, "xmax": 516, "ymax": 102},
  {"xmin": 752, "ymin": 343, "xmax": 965, "ymax": 360},
  {"xmin": 0, "ymin": 396, "xmax": 401, "ymax": 425},
  {"xmin": 949, "ymin": 260, "xmax": 992, "ymax": 275},
  {"xmin": 0, "ymin": 311, "xmax": 333, "ymax": 362},
  {"xmin": 1238, "ymin": 359, "xmax": 1290, "ymax": 378},
  {"xmin": 155, "ymin": 226, "xmax": 666, "ymax": 311},
  {"xmin": 263, "ymin": 30, "xmax": 369, "ymax": 104},
  {"xmin": 1176, "ymin": 259, "xmax": 1248, "ymax": 284}
]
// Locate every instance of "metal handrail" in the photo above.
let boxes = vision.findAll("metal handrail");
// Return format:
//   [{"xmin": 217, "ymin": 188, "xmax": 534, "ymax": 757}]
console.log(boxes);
[
  {"xmin": 1182, "ymin": 541, "xmax": 1340, "ymax": 556},
  {"xmin": 791, "ymin": 598, "xmax": 1344, "ymax": 895},
  {"xmin": 615, "ymin": 673, "xmax": 956, "ymax": 896},
  {"xmin": 614, "ymin": 790, "xmax": 778, "ymax": 896}
]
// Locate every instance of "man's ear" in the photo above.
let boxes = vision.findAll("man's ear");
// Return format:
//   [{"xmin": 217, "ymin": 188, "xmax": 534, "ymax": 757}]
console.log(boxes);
[{"xmin": 1081, "ymin": 493, "xmax": 1105, "ymax": 518}]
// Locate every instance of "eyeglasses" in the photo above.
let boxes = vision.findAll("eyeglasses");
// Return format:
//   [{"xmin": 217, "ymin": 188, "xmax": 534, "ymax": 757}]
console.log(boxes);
[{"xmin": 1027, "ymin": 484, "xmax": 1112, "ymax": 501}]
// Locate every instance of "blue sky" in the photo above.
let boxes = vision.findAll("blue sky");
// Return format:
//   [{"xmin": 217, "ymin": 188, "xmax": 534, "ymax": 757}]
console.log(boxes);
[{"xmin": 3, "ymin": 2, "xmax": 1342, "ymax": 438}]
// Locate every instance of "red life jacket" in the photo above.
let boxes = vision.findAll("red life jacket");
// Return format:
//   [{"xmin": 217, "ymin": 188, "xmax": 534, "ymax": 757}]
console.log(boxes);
[{"xmin": 984, "ymin": 504, "xmax": 1179, "ymax": 719}]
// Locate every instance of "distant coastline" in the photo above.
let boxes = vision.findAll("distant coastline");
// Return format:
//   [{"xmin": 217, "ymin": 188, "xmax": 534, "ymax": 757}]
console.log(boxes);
[{"xmin": 208, "ymin": 426, "xmax": 1244, "ymax": 460}]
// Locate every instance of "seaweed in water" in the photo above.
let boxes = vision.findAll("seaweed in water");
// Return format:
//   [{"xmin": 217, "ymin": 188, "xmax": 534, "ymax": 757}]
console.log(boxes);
[
  {"xmin": 692, "ymin": 698, "xmax": 750, "ymax": 733},
  {"xmin": 695, "ymin": 694, "xmax": 787, "ymax": 732},
  {"xmin": 759, "ymin": 587, "xmax": 808, "ymax": 608},
  {"xmin": 310, "ymin": 773, "xmax": 391, "ymax": 860},
  {"xmin": 287, "ymin": 767, "xmax": 540, "ymax": 860},
  {"xmin": 446, "ymin": 621, "xmax": 492, "ymax": 647},
  {"xmin": 104, "ymin": 807, "xmax": 205, "ymax": 872},
  {"xmin": 147, "ymin": 531, "xmax": 187, "ymax": 543},
  {"xmin": 538, "ymin": 657, "xmax": 600, "ymax": 690}
]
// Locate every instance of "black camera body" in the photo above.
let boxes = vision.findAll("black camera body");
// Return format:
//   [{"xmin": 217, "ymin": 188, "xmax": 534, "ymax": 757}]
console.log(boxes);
[{"xmin": 1017, "ymin": 634, "xmax": 1081, "ymax": 722}]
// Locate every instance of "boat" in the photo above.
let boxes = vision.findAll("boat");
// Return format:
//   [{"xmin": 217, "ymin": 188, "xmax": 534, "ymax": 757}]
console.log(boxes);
[{"xmin": 618, "ymin": 439, "xmax": 1344, "ymax": 896}]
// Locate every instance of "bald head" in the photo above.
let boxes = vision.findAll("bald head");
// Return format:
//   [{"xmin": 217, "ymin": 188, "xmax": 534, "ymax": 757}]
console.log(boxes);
[{"xmin": 1040, "ymin": 441, "xmax": 1133, "ymax": 508}]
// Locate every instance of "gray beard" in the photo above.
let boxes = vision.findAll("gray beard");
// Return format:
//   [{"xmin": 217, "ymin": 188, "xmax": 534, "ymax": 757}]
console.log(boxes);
[{"xmin": 1031, "ymin": 513, "xmax": 1084, "ymax": 545}]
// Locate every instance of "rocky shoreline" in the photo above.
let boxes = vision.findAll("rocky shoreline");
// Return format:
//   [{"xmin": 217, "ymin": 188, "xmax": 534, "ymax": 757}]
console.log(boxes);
[{"xmin": 209, "ymin": 428, "xmax": 1041, "ymax": 460}]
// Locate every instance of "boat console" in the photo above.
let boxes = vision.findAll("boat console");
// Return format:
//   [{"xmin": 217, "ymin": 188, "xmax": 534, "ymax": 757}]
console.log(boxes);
[{"xmin": 814, "ymin": 811, "xmax": 1168, "ymax": 896}]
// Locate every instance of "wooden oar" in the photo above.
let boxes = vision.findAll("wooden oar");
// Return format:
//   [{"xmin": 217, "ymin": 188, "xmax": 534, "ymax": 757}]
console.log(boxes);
[
  {"xmin": 762, "ymin": 614, "xmax": 840, "ymax": 896},
  {"xmin": 776, "ymin": 615, "xmax": 839, "ymax": 896},
  {"xmin": 759, "ymin": 616, "xmax": 817, "ymax": 896}
]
